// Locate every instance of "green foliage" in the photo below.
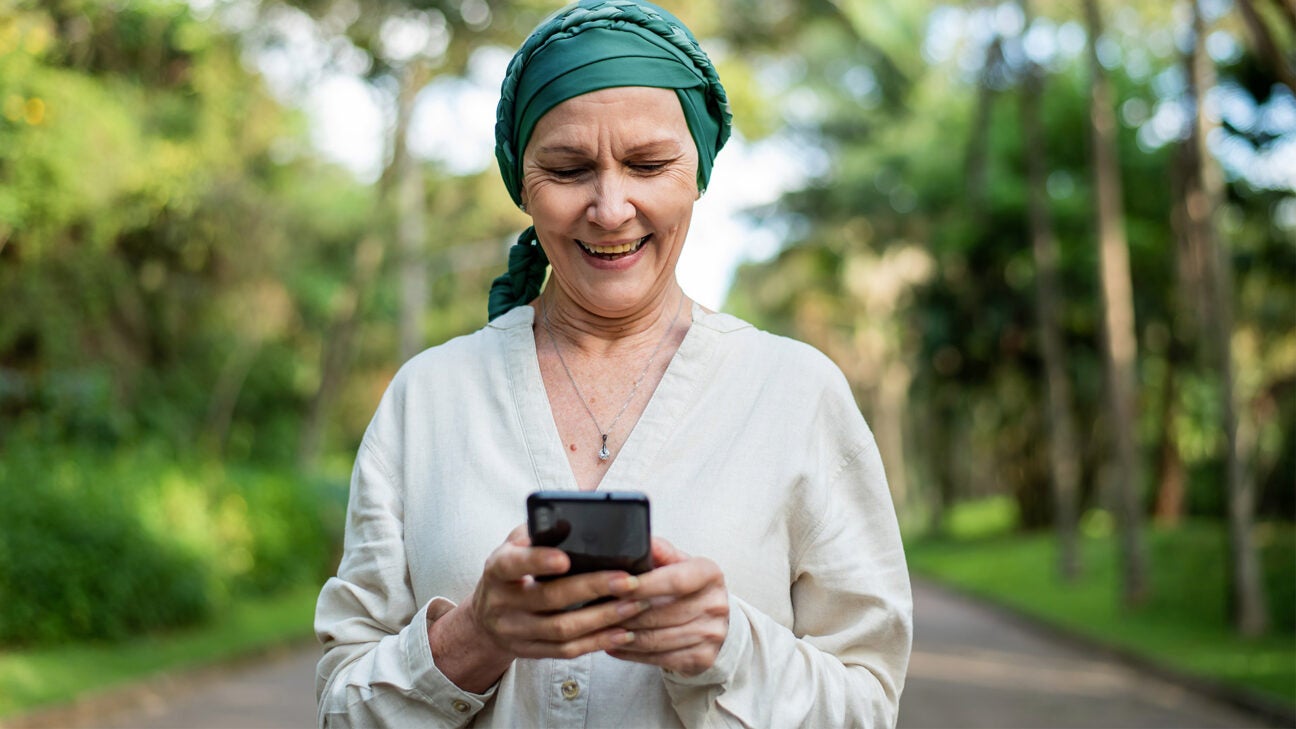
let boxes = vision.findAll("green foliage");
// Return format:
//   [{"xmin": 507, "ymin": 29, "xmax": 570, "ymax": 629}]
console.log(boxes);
[
  {"xmin": 935, "ymin": 494, "xmax": 1019, "ymax": 540},
  {"xmin": 728, "ymin": 1, "xmax": 1296, "ymax": 532},
  {"xmin": 0, "ymin": 453, "xmax": 210, "ymax": 644},
  {"xmin": 0, "ymin": 0, "xmax": 389, "ymax": 460},
  {"xmin": 908, "ymin": 510, "xmax": 1296, "ymax": 705},
  {"xmin": 0, "ymin": 441, "xmax": 345, "ymax": 646}
]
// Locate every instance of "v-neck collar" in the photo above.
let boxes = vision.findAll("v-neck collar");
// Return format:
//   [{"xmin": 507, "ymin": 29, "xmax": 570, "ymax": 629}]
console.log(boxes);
[{"xmin": 495, "ymin": 302, "xmax": 720, "ymax": 493}]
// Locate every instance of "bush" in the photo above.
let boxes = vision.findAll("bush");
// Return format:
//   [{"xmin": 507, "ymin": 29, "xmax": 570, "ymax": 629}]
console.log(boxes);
[
  {"xmin": 0, "ymin": 441, "xmax": 345, "ymax": 647},
  {"xmin": 0, "ymin": 470, "xmax": 210, "ymax": 644}
]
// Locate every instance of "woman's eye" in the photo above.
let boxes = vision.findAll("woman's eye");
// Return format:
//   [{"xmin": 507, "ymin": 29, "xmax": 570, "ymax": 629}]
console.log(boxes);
[
  {"xmin": 550, "ymin": 168, "xmax": 586, "ymax": 179},
  {"xmin": 631, "ymin": 163, "xmax": 666, "ymax": 173}
]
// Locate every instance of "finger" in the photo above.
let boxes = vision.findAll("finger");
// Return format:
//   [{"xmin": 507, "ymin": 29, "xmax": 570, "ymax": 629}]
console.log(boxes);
[
  {"xmin": 624, "ymin": 559, "xmax": 721, "ymax": 600},
  {"xmin": 606, "ymin": 644, "xmax": 720, "ymax": 677},
  {"xmin": 506, "ymin": 523, "xmax": 531, "ymax": 546},
  {"xmin": 497, "ymin": 597, "xmax": 651, "ymax": 643},
  {"xmin": 512, "ymin": 627, "xmax": 638, "ymax": 660},
  {"xmin": 617, "ymin": 596, "xmax": 690, "ymax": 630},
  {"xmin": 523, "ymin": 571, "xmax": 642, "ymax": 612},
  {"xmin": 485, "ymin": 543, "xmax": 570, "ymax": 582},
  {"xmin": 604, "ymin": 623, "xmax": 718, "ymax": 654},
  {"xmin": 620, "ymin": 585, "xmax": 731, "ymax": 630},
  {"xmin": 650, "ymin": 537, "xmax": 688, "ymax": 566}
]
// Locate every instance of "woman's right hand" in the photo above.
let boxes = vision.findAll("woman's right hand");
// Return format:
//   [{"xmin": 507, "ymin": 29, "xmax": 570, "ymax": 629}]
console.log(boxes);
[{"xmin": 428, "ymin": 525, "xmax": 649, "ymax": 692}]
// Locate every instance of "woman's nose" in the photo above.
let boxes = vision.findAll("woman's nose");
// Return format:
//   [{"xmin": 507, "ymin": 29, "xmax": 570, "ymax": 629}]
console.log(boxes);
[{"xmin": 586, "ymin": 172, "xmax": 636, "ymax": 230}]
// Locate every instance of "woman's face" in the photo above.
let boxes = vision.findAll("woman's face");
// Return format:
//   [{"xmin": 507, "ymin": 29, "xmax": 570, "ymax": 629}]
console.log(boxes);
[{"xmin": 521, "ymin": 86, "xmax": 699, "ymax": 319}]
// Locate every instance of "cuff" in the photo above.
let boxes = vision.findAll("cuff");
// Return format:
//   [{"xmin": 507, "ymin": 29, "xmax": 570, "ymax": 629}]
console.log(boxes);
[
  {"xmin": 662, "ymin": 594, "xmax": 751, "ymax": 689},
  {"xmin": 401, "ymin": 598, "xmax": 497, "ymax": 723}
]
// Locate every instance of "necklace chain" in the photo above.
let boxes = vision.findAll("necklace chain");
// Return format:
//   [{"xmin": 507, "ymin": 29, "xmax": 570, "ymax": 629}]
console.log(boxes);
[{"xmin": 542, "ymin": 293, "xmax": 686, "ymax": 461}]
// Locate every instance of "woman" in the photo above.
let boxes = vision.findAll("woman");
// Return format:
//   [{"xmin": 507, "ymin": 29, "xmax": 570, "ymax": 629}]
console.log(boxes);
[{"xmin": 315, "ymin": 1, "xmax": 912, "ymax": 727}]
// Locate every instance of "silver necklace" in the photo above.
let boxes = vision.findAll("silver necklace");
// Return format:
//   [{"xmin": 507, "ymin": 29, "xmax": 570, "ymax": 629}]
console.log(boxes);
[{"xmin": 542, "ymin": 293, "xmax": 686, "ymax": 461}]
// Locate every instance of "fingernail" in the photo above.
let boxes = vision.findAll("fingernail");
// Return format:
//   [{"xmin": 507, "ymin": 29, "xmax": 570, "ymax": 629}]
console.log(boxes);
[
  {"xmin": 610, "ymin": 575, "xmax": 639, "ymax": 592},
  {"xmin": 618, "ymin": 631, "xmax": 636, "ymax": 644},
  {"xmin": 616, "ymin": 600, "xmax": 651, "ymax": 618}
]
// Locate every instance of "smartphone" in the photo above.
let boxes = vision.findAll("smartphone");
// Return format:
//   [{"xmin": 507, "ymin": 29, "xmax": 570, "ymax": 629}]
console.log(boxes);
[{"xmin": 526, "ymin": 490, "xmax": 653, "ymax": 578}]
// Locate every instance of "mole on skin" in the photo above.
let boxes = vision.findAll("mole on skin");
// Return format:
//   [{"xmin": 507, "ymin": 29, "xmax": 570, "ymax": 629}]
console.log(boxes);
[{"xmin": 569, "ymin": 443, "xmax": 577, "ymax": 451}]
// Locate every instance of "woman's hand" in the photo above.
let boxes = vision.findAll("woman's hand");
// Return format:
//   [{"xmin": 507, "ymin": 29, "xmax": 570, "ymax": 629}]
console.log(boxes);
[
  {"xmin": 605, "ymin": 538, "xmax": 730, "ymax": 677},
  {"xmin": 428, "ymin": 525, "xmax": 650, "ymax": 692}
]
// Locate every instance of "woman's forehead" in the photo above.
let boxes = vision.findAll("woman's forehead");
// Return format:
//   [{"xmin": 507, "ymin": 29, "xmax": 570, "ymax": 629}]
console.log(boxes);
[{"xmin": 529, "ymin": 87, "xmax": 689, "ymax": 150}]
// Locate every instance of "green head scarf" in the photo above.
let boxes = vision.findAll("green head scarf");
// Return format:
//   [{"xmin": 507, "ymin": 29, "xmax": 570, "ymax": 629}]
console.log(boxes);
[{"xmin": 487, "ymin": 0, "xmax": 732, "ymax": 321}]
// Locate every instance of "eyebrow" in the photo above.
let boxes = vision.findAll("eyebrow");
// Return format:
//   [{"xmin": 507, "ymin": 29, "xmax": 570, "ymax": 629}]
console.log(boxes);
[{"xmin": 534, "ymin": 140, "xmax": 684, "ymax": 157}]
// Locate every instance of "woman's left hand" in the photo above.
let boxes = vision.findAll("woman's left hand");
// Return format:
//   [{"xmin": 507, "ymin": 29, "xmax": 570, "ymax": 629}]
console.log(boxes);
[{"xmin": 605, "ymin": 537, "xmax": 729, "ymax": 677}]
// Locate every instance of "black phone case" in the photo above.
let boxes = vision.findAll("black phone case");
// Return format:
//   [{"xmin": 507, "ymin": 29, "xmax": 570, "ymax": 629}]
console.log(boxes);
[{"xmin": 526, "ymin": 490, "xmax": 653, "ymax": 577}]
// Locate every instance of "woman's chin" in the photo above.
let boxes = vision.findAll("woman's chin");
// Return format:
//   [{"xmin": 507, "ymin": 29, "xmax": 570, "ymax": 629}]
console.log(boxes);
[{"xmin": 570, "ymin": 279, "xmax": 672, "ymax": 318}]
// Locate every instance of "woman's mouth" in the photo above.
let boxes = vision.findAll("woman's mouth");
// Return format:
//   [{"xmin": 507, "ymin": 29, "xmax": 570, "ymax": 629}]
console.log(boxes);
[{"xmin": 576, "ymin": 235, "xmax": 650, "ymax": 260}]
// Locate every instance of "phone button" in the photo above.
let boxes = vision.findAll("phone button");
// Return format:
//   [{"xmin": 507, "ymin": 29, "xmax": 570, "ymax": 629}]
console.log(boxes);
[{"xmin": 560, "ymin": 679, "xmax": 581, "ymax": 701}]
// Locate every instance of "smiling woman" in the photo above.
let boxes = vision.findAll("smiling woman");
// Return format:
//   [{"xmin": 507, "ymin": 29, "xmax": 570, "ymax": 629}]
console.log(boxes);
[
  {"xmin": 314, "ymin": 2, "xmax": 912, "ymax": 728},
  {"xmin": 522, "ymin": 87, "xmax": 698, "ymax": 319}
]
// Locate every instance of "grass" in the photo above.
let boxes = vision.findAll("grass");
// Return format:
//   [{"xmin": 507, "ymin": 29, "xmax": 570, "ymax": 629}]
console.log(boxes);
[
  {"xmin": 905, "ymin": 499, "xmax": 1296, "ymax": 709},
  {"xmin": 0, "ymin": 583, "xmax": 320, "ymax": 719}
]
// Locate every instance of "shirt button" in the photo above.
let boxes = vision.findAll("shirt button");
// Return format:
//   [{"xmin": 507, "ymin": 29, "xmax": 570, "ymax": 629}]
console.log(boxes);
[
  {"xmin": 451, "ymin": 699, "xmax": 471, "ymax": 713},
  {"xmin": 560, "ymin": 679, "xmax": 580, "ymax": 700}
]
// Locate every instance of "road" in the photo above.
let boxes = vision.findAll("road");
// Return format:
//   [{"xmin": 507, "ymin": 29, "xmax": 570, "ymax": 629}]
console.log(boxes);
[
  {"xmin": 12, "ymin": 580, "xmax": 1280, "ymax": 729},
  {"xmin": 899, "ymin": 581, "xmax": 1275, "ymax": 728}
]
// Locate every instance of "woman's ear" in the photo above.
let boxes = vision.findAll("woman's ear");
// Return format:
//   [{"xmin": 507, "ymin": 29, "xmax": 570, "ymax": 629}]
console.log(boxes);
[{"xmin": 519, "ymin": 190, "xmax": 529, "ymax": 213}]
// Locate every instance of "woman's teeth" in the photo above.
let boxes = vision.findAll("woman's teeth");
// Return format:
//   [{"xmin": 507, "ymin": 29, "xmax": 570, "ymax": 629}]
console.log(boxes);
[{"xmin": 578, "ymin": 235, "xmax": 649, "ymax": 258}]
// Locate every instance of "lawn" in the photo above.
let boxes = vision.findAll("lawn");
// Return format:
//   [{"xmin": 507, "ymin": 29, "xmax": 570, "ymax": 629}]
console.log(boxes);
[
  {"xmin": 905, "ymin": 501, "xmax": 1296, "ymax": 709},
  {"xmin": 0, "ymin": 583, "xmax": 320, "ymax": 719}
]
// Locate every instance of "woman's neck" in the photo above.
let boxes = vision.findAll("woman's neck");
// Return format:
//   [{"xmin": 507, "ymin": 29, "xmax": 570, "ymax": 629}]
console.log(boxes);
[{"xmin": 536, "ymin": 286, "xmax": 689, "ymax": 358}]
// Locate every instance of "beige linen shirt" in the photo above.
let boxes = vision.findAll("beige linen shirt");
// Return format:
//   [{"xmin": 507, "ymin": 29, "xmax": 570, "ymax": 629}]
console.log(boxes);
[{"xmin": 315, "ymin": 304, "xmax": 912, "ymax": 728}]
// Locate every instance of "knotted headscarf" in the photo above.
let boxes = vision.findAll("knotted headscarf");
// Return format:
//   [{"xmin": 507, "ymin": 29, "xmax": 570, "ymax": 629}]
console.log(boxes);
[{"xmin": 487, "ymin": 0, "xmax": 732, "ymax": 321}]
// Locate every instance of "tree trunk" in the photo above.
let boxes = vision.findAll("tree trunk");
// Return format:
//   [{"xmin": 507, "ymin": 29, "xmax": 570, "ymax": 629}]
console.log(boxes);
[
  {"xmin": 1184, "ymin": 0, "xmax": 1269, "ymax": 636},
  {"xmin": 297, "ymin": 235, "xmax": 385, "ymax": 470},
  {"xmin": 966, "ymin": 36, "xmax": 1005, "ymax": 227},
  {"xmin": 1151, "ymin": 347, "xmax": 1186, "ymax": 526},
  {"xmin": 1156, "ymin": 124, "xmax": 1199, "ymax": 528},
  {"xmin": 203, "ymin": 339, "xmax": 261, "ymax": 456},
  {"xmin": 1083, "ymin": 0, "xmax": 1148, "ymax": 606},
  {"xmin": 1274, "ymin": 0, "xmax": 1296, "ymax": 29},
  {"xmin": 1235, "ymin": 0, "xmax": 1296, "ymax": 93},
  {"xmin": 1276, "ymin": 0, "xmax": 1296, "ymax": 30},
  {"xmin": 876, "ymin": 359, "xmax": 912, "ymax": 516},
  {"xmin": 297, "ymin": 61, "xmax": 431, "ymax": 469},
  {"xmin": 926, "ymin": 395, "xmax": 959, "ymax": 536},
  {"xmin": 1019, "ymin": 0, "xmax": 1082, "ymax": 581},
  {"xmin": 395, "ymin": 61, "xmax": 430, "ymax": 363}
]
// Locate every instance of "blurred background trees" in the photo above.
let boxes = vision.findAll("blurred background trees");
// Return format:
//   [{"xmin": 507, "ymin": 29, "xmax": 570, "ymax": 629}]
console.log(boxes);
[{"xmin": 0, "ymin": 0, "xmax": 1292, "ymax": 667}]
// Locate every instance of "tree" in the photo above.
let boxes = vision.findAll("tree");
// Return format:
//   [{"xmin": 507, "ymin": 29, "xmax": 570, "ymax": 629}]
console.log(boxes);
[
  {"xmin": 1019, "ymin": 0, "xmax": 1083, "ymax": 581},
  {"xmin": 1181, "ymin": 0, "xmax": 1270, "ymax": 636},
  {"xmin": 1082, "ymin": 0, "xmax": 1148, "ymax": 606},
  {"xmin": 1233, "ymin": 0, "xmax": 1296, "ymax": 93}
]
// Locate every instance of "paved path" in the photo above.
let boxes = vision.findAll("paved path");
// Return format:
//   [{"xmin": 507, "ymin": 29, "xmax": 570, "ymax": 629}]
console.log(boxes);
[
  {"xmin": 899, "ymin": 580, "xmax": 1275, "ymax": 729},
  {"xmin": 17, "ymin": 580, "xmax": 1282, "ymax": 728},
  {"xmin": 91, "ymin": 647, "xmax": 320, "ymax": 729},
  {"xmin": 8, "ymin": 647, "xmax": 320, "ymax": 729}
]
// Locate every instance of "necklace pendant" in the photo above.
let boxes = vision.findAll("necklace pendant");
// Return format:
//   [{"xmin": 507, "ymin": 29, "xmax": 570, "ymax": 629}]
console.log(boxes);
[{"xmin": 598, "ymin": 434, "xmax": 610, "ymax": 461}]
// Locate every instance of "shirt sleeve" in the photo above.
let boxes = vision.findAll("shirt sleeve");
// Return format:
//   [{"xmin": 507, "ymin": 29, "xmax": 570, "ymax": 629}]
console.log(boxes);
[
  {"xmin": 314, "ymin": 436, "xmax": 497, "ymax": 728},
  {"xmin": 660, "ymin": 438, "xmax": 913, "ymax": 729}
]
